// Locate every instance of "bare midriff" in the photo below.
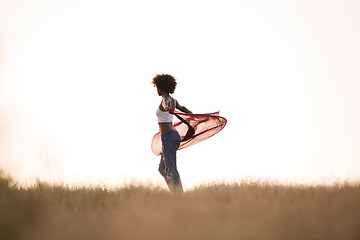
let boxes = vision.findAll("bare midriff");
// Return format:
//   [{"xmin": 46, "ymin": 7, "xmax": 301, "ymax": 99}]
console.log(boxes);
[{"xmin": 158, "ymin": 122, "xmax": 176, "ymax": 134}]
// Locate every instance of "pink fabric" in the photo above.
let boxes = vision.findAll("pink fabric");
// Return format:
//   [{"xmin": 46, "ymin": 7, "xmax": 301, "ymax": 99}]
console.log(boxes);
[{"xmin": 151, "ymin": 109, "xmax": 227, "ymax": 156}]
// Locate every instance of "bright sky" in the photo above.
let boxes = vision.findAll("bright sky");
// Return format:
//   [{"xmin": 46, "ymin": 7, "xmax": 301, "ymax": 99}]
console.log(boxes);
[{"xmin": 1, "ymin": 0, "xmax": 359, "ymax": 189}]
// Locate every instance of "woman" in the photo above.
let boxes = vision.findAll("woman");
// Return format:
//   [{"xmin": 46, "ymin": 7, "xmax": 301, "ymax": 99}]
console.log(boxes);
[{"xmin": 152, "ymin": 74, "xmax": 192, "ymax": 193}]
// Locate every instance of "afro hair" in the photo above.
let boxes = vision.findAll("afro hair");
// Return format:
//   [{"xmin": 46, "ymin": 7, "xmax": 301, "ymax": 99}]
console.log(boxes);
[{"xmin": 152, "ymin": 74, "xmax": 177, "ymax": 94}]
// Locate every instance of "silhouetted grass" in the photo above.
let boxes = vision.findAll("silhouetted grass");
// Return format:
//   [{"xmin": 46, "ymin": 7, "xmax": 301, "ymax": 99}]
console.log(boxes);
[{"xmin": 1, "ymin": 172, "xmax": 359, "ymax": 240}]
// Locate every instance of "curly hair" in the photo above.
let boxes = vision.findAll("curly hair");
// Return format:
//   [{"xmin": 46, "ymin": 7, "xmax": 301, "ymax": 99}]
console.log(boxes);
[{"xmin": 152, "ymin": 74, "xmax": 177, "ymax": 94}]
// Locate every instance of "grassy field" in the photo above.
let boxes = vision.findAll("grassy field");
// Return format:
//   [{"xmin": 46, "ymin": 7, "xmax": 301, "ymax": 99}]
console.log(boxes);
[{"xmin": 1, "ymin": 173, "xmax": 360, "ymax": 240}]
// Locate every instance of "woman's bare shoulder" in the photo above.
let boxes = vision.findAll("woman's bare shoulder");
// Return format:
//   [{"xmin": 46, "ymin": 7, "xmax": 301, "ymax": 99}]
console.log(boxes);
[{"xmin": 162, "ymin": 95, "xmax": 176, "ymax": 110}]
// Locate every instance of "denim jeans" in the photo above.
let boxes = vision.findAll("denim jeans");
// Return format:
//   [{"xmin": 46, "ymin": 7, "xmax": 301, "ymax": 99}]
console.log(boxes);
[{"xmin": 158, "ymin": 130, "xmax": 183, "ymax": 192}]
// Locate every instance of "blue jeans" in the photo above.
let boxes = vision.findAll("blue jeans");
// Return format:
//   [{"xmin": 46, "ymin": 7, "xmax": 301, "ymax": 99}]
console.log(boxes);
[{"xmin": 158, "ymin": 130, "xmax": 183, "ymax": 192}]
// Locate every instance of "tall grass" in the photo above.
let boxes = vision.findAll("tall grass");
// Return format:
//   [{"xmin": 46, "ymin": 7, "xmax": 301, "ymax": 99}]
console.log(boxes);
[{"xmin": 1, "ymin": 172, "xmax": 359, "ymax": 240}]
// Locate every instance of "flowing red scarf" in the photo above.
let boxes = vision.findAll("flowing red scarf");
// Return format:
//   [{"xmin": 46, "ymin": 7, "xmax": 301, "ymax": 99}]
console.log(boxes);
[{"xmin": 151, "ymin": 109, "xmax": 227, "ymax": 156}]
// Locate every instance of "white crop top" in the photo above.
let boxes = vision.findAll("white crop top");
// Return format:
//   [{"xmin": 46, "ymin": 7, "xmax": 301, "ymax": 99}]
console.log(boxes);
[
  {"xmin": 156, "ymin": 97, "xmax": 175, "ymax": 123},
  {"xmin": 156, "ymin": 108, "xmax": 173, "ymax": 123}
]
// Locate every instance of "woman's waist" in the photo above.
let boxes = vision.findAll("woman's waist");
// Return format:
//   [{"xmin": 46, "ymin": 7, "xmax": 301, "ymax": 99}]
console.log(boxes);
[
  {"xmin": 158, "ymin": 122, "xmax": 176, "ymax": 134},
  {"xmin": 160, "ymin": 129, "xmax": 180, "ymax": 140},
  {"xmin": 158, "ymin": 122, "xmax": 173, "ymax": 125}
]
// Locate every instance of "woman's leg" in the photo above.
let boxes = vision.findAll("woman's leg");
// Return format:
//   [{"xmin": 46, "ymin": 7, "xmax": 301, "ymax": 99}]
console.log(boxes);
[
  {"xmin": 159, "ymin": 130, "xmax": 183, "ymax": 192},
  {"xmin": 158, "ymin": 154, "xmax": 171, "ymax": 186}
]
